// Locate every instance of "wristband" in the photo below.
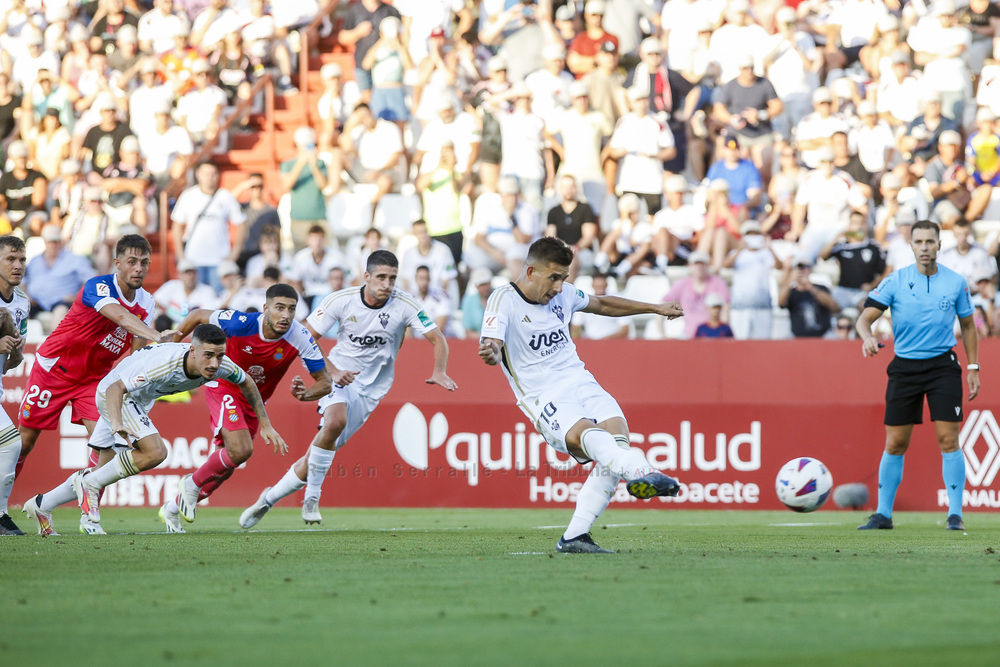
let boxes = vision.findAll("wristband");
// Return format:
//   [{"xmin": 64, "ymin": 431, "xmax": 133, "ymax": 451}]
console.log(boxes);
[{"xmin": 968, "ymin": 364, "xmax": 980, "ymax": 371}]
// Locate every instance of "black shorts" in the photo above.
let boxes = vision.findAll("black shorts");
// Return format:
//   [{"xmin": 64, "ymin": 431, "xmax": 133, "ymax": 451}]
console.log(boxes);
[{"xmin": 884, "ymin": 352, "xmax": 963, "ymax": 426}]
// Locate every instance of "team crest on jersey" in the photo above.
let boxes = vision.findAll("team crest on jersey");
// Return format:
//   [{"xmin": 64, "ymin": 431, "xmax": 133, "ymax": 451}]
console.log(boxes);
[
  {"xmin": 220, "ymin": 310, "xmax": 235, "ymax": 320},
  {"xmin": 939, "ymin": 298, "xmax": 953, "ymax": 311},
  {"xmin": 552, "ymin": 305, "xmax": 564, "ymax": 322},
  {"xmin": 379, "ymin": 312, "xmax": 390, "ymax": 329},
  {"xmin": 96, "ymin": 283, "xmax": 111, "ymax": 297},
  {"xmin": 229, "ymin": 414, "xmax": 239, "ymax": 422},
  {"xmin": 274, "ymin": 347, "xmax": 284, "ymax": 360},
  {"xmin": 140, "ymin": 416, "xmax": 151, "ymax": 427},
  {"xmin": 551, "ymin": 420, "xmax": 560, "ymax": 432}
]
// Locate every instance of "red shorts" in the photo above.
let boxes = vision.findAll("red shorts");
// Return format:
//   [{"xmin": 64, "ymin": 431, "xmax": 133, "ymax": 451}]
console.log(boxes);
[
  {"xmin": 19, "ymin": 364, "xmax": 100, "ymax": 430},
  {"xmin": 205, "ymin": 384, "xmax": 259, "ymax": 448}
]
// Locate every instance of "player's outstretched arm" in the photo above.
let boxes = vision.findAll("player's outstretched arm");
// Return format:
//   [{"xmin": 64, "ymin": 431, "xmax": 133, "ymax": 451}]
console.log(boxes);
[
  {"xmin": 424, "ymin": 328, "xmax": 458, "ymax": 391},
  {"xmin": 583, "ymin": 293, "xmax": 684, "ymax": 320},
  {"xmin": 856, "ymin": 306, "xmax": 885, "ymax": 358},
  {"xmin": 237, "ymin": 374, "xmax": 288, "ymax": 454},
  {"xmin": 478, "ymin": 337, "xmax": 503, "ymax": 366},
  {"xmin": 290, "ymin": 368, "xmax": 333, "ymax": 402},
  {"xmin": 959, "ymin": 313, "xmax": 980, "ymax": 401},
  {"xmin": 105, "ymin": 380, "xmax": 134, "ymax": 440},
  {"xmin": 173, "ymin": 309, "xmax": 214, "ymax": 342},
  {"xmin": 100, "ymin": 302, "xmax": 178, "ymax": 344}
]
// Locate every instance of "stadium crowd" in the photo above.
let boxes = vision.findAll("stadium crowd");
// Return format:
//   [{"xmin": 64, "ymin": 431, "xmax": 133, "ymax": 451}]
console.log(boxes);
[{"xmin": 3, "ymin": 0, "xmax": 1000, "ymax": 342}]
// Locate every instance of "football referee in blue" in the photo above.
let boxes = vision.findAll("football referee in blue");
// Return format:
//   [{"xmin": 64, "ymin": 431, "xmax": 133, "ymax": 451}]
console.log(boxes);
[{"xmin": 855, "ymin": 219, "xmax": 979, "ymax": 531}]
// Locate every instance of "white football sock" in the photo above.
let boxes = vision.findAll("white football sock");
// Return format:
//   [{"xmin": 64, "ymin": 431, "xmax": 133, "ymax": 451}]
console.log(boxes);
[
  {"xmin": 304, "ymin": 446, "xmax": 336, "ymax": 501},
  {"xmin": 579, "ymin": 429, "xmax": 654, "ymax": 481},
  {"xmin": 85, "ymin": 451, "xmax": 139, "ymax": 490},
  {"xmin": 563, "ymin": 464, "xmax": 620, "ymax": 541},
  {"xmin": 0, "ymin": 427, "xmax": 21, "ymax": 514},
  {"xmin": 264, "ymin": 467, "xmax": 306, "ymax": 506},
  {"xmin": 163, "ymin": 497, "xmax": 179, "ymax": 514},
  {"xmin": 39, "ymin": 471, "xmax": 81, "ymax": 512}
]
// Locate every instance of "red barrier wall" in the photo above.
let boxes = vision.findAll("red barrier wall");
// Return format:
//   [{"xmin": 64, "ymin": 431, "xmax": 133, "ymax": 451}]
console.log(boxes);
[{"xmin": 8, "ymin": 340, "xmax": 1000, "ymax": 513}]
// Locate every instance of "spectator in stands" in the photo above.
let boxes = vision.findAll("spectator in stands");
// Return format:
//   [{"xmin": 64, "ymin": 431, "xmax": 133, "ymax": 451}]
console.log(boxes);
[
  {"xmin": 413, "ymin": 94, "xmax": 480, "ymax": 194},
  {"xmin": 713, "ymin": 52, "xmax": 782, "ymax": 187},
  {"xmin": 468, "ymin": 175, "xmax": 541, "ymax": 277},
  {"xmin": 63, "ymin": 185, "xmax": 113, "ymax": 271},
  {"xmin": 139, "ymin": 0, "xmax": 191, "ymax": 55},
  {"xmin": 595, "ymin": 192, "xmax": 654, "ymax": 280},
  {"xmin": 571, "ymin": 272, "xmax": 632, "ymax": 340},
  {"xmin": 27, "ymin": 69, "xmax": 75, "ymax": 136},
  {"xmin": 707, "ymin": 1, "xmax": 769, "ymax": 84},
  {"xmin": 0, "ymin": 72, "xmax": 22, "ymax": 152},
  {"xmin": 154, "ymin": 259, "xmax": 221, "ymax": 327},
  {"xmin": 884, "ymin": 207, "xmax": 917, "ymax": 273},
  {"xmin": 762, "ymin": 146, "xmax": 804, "ymax": 242},
  {"xmin": 568, "ymin": 1, "xmax": 618, "ymax": 78},
  {"xmin": 724, "ymin": 220, "xmax": 781, "ymax": 340},
  {"xmin": 75, "ymin": 55, "xmax": 125, "ymax": 133},
  {"xmin": 362, "ymin": 16, "xmax": 413, "ymax": 128},
  {"xmin": 462, "ymin": 267, "xmax": 493, "ymax": 339},
  {"xmin": 48, "ymin": 158, "xmax": 85, "ymax": 229},
  {"xmin": 171, "ymin": 160, "xmax": 247, "ymax": 293},
  {"xmin": 399, "ymin": 219, "xmax": 458, "ymax": 296},
  {"xmin": 24, "ymin": 108, "xmax": 71, "ymax": 181},
  {"xmin": 190, "ymin": 0, "xmax": 242, "ymax": 53},
  {"xmin": 12, "ymin": 29, "xmax": 61, "ymax": 95},
  {"xmin": 129, "ymin": 61, "xmax": 174, "ymax": 141},
  {"xmin": 281, "ymin": 126, "xmax": 329, "ymax": 251},
  {"xmin": 92, "ymin": 0, "xmax": 141, "ymax": 54},
  {"xmin": 288, "ymin": 224, "xmax": 347, "ymax": 309},
  {"xmin": 966, "ymin": 107, "xmax": 1000, "ymax": 192},
  {"xmin": 653, "ymin": 174, "xmax": 703, "ymax": 269},
  {"xmin": 216, "ymin": 259, "xmax": 252, "ymax": 311},
  {"xmin": 316, "ymin": 62, "xmax": 361, "ymax": 165},
  {"xmin": 908, "ymin": 0, "xmax": 972, "ymax": 122},
  {"xmin": 239, "ymin": 0, "xmax": 297, "ymax": 94},
  {"xmin": 80, "ymin": 94, "xmax": 133, "ymax": 176},
  {"xmin": 873, "ymin": 172, "xmax": 927, "ymax": 245},
  {"xmin": 939, "ymin": 219, "xmax": 998, "ymax": 289},
  {"xmin": 582, "ymin": 37, "xmax": 627, "ymax": 132},
  {"xmin": 695, "ymin": 293, "xmax": 734, "ymax": 339},
  {"xmin": 830, "ymin": 313, "xmax": 856, "ymax": 341},
  {"xmin": 23, "ymin": 224, "xmax": 95, "ymax": 331},
  {"xmin": 821, "ymin": 0, "xmax": 888, "ymax": 76},
  {"xmin": 396, "ymin": 0, "xmax": 474, "ymax": 66},
  {"xmin": 795, "ymin": 87, "xmax": 849, "ymax": 169},
  {"xmin": 899, "ymin": 92, "xmax": 959, "ymax": 165},
  {"xmin": 245, "ymin": 225, "xmax": 293, "ymax": 287},
  {"xmin": 663, "ymin": 250, "xmax": 730, "ymax": 340},
  {"xmin": 160, "ymin": 22, "xmax": 200, "ymax": 97},
  {"xmin": 410, "ymin": 29, "xmax": 458, "ymax": 138},
  {"xmin": 525, "ymin": 43, "xmax": 573, "ymax": 128},
  {"xmin": 850, "ymin": 99, "xmax": 896, "ymax": 176},
  {"xmin": 468, "ymin": 54, "xmax": 511, "ymax": 193},
  {"xmin": 61, "ymin": 24, "xmax": 92, "ymax": 92},
  {"xmin": 778, "ymin": 255, "xmax": 840, "ymax": 338},
  {"xmin": 477, "ymin": 0, "xmax": 546, "ymax": 83},
  {"xmin": 99, "ymin": 135, "xmax": 153, "ymax": 233},
  {"xmin": 699, "ymin": 179, "xmax": 742, "ymax": 270},
  {"xmin": 338, "ymin": 102, "xmax": 405, "ymax": 212},
  {"xmin": 705, "ymin": 134, "xmax": 763, "ymax": 214},
  {"xmin": 208, "ymin": 31, "xmax": 255, "ymax": 127},
  {"xmin": 107, "ymin": 26, "xmax": 143, "ymax": 84},
  {"xmin": 820, "ymin": 211, "xmax": 888, "ymax": 311},
  {"xmin": 876, "ymin": 52, "xmax": 923, "ymax": 129},
  {"xmin": 0, "ymin": 140, "xmax": 47, "ymax": 236},
  {"xmin": 176, "ymin": 58, "xmax": 227, "ymax": 146},
  {"xmin": 763, "ymin": 6, "xmax": 822, "ymax": 141},
  {"xmin": 350, "ymin": 227, "xmax": 389, "ymax": 283},
  {"xmin": 925, "ymin": 130, "xmax": 992, "ymax": 224},
  {"xmin": 339, "ymin": 0, "xmax": 402, "ymax": 104},
  {"xmin": 608, "ymin": 87, "xmax": 675, "ymax": 215},
  {"xmin": 231, "ymin": 173, "xmax": 280, "ymax": 266},
  {"xmin": 415, "ymin": 139, "xmax": 464, "ymax": 269},
  {"xmin": 408, "ymin": 265, "xmax": 453, "ymax": 338},
  {"xmin": 138, "ymin": 98, "xmax": 194, "ymax": 191},
  {"xmin": 490, "ymin": 82, "xmax": 549, "ymax": 214},
  {"xmin": 546, "ymin": 80, "xmax": 613, "ymax": 219},
  {"xmin": 860, "ymin": 14, "xmax": 908, "ymax": 83},
  {"xmin": 790, "ymin": 147, "xmax": 868, "ymax": 260},
  {"xmin": 545, "ymin": 174, "xmax": 598, "ymax": 284},
  {"xmin": 43, "ymin": 6, "xmax": 73, "ymax": 73},
  {"xmin": 832, "ymin": 131, "xmax": 873, "ymax": 199}
]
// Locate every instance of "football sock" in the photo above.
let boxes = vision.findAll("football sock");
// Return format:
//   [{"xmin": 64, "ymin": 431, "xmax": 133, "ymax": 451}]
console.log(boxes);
[
  {"xmin": 876, "ymin": 452, "xmax": 904, "ymax": 519},
  {"xmin": 163, "ymin": 497, "xmax": 179, "ymax": 515},
  {"xmin": 0, "ymin": 426, "xmax": 21, "ymax": 514},
  {"xmin": 563, "ymin": 464, "xmax": 619, "ymax": 541},
  {"xmin": 88, "ymin": 448, "xmax": 100, "ymax": 468},
  {"xmin": 85, "ymin": 450, "xmax": 139, "ymax": 490},
  {"xmin": 579, "ymin": 429, "xmax": 654, "ymax": 481},
  {"xmin": 305, "ymin": 446, "xmax": 336, "ymax": 500},
  {"xmin": 264, "ymin": 468, "xmax": 306, "ymax": 506},
  {"xmin": 192, "ymin": 449, "xmax": 236, "ymax": 499},
  {"xmin": 39, "ymin": 471, "xmax": 80, "ymax": 512},
  {"xmin": 941, "ymin": 450, "xmax": 965, "ymax": 517}
]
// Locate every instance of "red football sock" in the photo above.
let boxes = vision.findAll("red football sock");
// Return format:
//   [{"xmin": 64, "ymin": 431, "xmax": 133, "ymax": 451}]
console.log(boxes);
[
  {"xmin": 88, "ymin": 449, "xmax": 107, "ymax": 502},
  {"xmin": 192, "ymin": 449, "xmax": 237, "ymax": 499}
]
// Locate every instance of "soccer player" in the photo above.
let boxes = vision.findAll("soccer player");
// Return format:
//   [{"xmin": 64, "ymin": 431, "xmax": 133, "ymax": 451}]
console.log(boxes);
[
  {"xmin": 478, "ymin": 237, "xmax": 685, "ymax": 554},
  {"xmin": 856, "ymin": 220, "xmax": 979, "ymax": 531},
  {"xmin": 158, "ymin": 283, "xmax": 331, "ymax": 533},
  {"xmin": 16, "ymin": 234, "xmax": 176, "ymax": 534},
  {"xmin": 0, "ymin": 236, "xmax": 28, "ymax": 535},
  {"xmin": 239, "ymin": 250, "xmax": 457, "ymax": 528}
]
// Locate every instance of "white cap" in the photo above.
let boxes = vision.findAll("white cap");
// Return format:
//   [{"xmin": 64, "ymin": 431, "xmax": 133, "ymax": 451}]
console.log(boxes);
[
  {"xmin": 487, "ymin": 55, "xmax": 507, "ymax": 72},
  {"xmin": 153, "ymin": 98, "xmax": 173, "ymax": 115},
  {"xmin": 120, "ymin": 135, "xmax": 139, "ymax": 153},
  {"xmin": 84, "ymin": 185, "xmax": 103, "ymax": 201},
  {"xmin": 939, "ymin": 129, "xmax": 962, "ymax": 146},
  {"xmin": 664, "ymin": 175, "xmax": 688, "ymax": 193},
  {"xmin": 542, "ymin": 43, "xmax": 566, "ymax": 61},
  {"xmin": 934, "ymin": 0, "xmax": 957, "ymax": 16},
  {"xmin": 69, "ymin": 24, "xmax": 89, "ymax": 42},
  {"xmin": 688, "ymin": 250, "xmax": 710, "ymax": 264},
  {"xmin": 728, "ymin": 0, "xmax": 751, "ymax": 16},
  {"xmin": 977, "ymin": 106, "xmax": 996, "ymax": 123},
  {"xmin": 775, "ymin": 7, "xmax": 796, "ymax": 24},
  {"xmin": 498, "ymin": 176, "xmax": 520, "ymax": 195},
  {"xmin": 7, "ymin": 141, "xmax": 27, "ymax": 158},
  {"xmin": 23, "ymin": 29, "xmax": 43, "ymax": 46},
  {"xmin": 736, "ymin": 53, "xmax": 755, "ymax": 69},
  {"xmin": 705, "ymin": 293, "xmax": 725, "ymax": 308},
  {"xmin": 740, "ymin": 220, "xmax": 762, "ymax": 235},
  {"xmin": 46, "ymin": 6, "xmax": 71, "ymax": 22},
  {"xmin": 61, "ymin": 157, "xmax": 81, "ymax": 174},
  {"xmin": 627, "ymin": 86, "xmax": 647, "ymax": 101},
  {"xmin": 881, "ymin": 173, "xmax": 902, "ymax": 190},
  {"xmin": 555, "ymin": 4, "xmax": 576, "ymax": 21},
  {"xmin": 895, "ymin": 207, "xmax": 917, "ymax": 225},
  {"xmin": 813, "ymin": 87, "xmax": 833, "ymax": 104},
  {"xmin": 816, "ymin": 146, "xmax": 835, "ymax": 162},
  {"xmin": 857, "ymin": 100, "xmax": 877, "ymax": 116},
  {"xmin": 41, "ymin": 224, "xmax": 63, "ymax": 242},
  {"xmin": 584, "ymin": 0, "xmax": 606, "ymax": 14},
  {"xmin": 218, "ymin": 260, "xmax": 240, "ymax": 277},
  {"xmin": 568, "ymin": 80, "xmax": 589, "ymax": 98},
  {"xmin": 191, "ymin": 59, "xmax": 211, "ymax": 74},
  {"xmin": 708, "ymin": 178, "xmax": 730, "ymax": 192},
  {"xmin": 471, "ymin": 268, "xmax": 493, "ymax": 286},
  {"xmin": 379, "ymin": 15, "xmax": 400, "ymax": 37},
  {"xmin": 878, "ymin": 15, "xmax": 901, "ymax": 32},
  {"xmin": 294, "ymin": 126, "xmax": 316, "ymax": 147},
  {"xmin": 640, "ymin": 37, "xmax": 661, "ymax": 54},
  {"xmin": 177, "ymin": 259, "xmax": 196, "ymax": 273},
  {"xmin": 321, "ymin": 62, "xmax": 342, "ymax": 79},
  {"xmin": 117, "ymin": 25, "xmax": 137, "ymax": 43},
  {"xmin": 95, "ymin": 93, "xmax": 116, "ymax": 111},
  {"xmin": 792, "ymin": 253, "xmax": 814, "ymax": 267},
  {"xmin": 618, "ymin": 192, "xmax": 640, "ymax": 213}
]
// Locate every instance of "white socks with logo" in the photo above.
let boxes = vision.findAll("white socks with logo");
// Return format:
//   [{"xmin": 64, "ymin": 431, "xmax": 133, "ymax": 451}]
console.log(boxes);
[
  {"xmin": 579, "ymin": 428, "xmax": 654, "ymax": 481},
  {"xmin": 304, "ymin": 446, "xmax": 336, "ymax": 501},
  {"xmin": 563, "ymin": 464, "xmax": 619, "ymax": 541}
]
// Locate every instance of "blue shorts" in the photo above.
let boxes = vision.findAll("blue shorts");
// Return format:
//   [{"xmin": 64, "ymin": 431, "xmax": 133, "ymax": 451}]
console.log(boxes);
[
  {"xmin": 370, "ymin": 86, "xmax": 409, "ymax": 122},
  {"xmin": 354, "ymin": 66, "xmax": 373, "ymax": 91}
]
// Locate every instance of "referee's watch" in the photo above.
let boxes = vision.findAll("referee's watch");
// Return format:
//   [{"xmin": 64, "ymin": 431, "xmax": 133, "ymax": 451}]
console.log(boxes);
[{"xmin": 968, "ymin": 364, "xmax": 981, "ymax": 371}]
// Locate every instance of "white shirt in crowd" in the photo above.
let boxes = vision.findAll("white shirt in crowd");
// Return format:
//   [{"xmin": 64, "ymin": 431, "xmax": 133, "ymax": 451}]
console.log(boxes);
[
  {"xmin": 289, "ymin": 246, "xmax": 348, "ymax": 298},
  {"xmin": 172, "ymin": 186, "xmax": 246, "ymax": 267},
  {"xmin": 353, "ymin": 120, "xmax": 404, "ymax": 172},
  {"xmin": 609, "ymin": 113, "xmax": 675, "ymax": 195}
]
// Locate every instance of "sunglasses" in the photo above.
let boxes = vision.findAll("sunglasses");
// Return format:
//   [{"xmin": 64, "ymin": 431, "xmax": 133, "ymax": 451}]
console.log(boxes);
[{"xmin": 836, "ymin": 324, "xmax": 852, "ymax": 330}]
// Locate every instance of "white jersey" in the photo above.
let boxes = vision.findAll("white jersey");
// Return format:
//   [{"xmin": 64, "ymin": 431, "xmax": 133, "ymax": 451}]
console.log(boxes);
[
  {"xmin": 307, "ymin": 287, "xmax": 436, "ymax": 400},
  {"xmin": 0, "ymin": 287, "xmax": 29, "ymax": 391},
  {"xmin": 481, "ymin": 281, "xmax": 592, "ymax": 403},
  {"xmin": 97, "ymin": 342, "xmax": 246, "ymax": 409}
]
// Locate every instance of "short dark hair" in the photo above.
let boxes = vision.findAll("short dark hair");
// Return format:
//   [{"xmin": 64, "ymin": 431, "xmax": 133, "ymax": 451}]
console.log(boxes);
[
  {"xmin": 526, "ymin": 237, "xmax": 573, "ymax": 268},
  {"xmin": 415, "ymin": 264, "xmax": 430, "ymax": 275},
  {"xmin": 116, "ymin": 233, "xmax": 152, "ymax": 258},
  {"xmin": 912, "ymin": 220, "xmax": 941, "ymax": 237},
  {"xmin": 308, "ymin": 224, "xmax": 326, "ymax": 236},
  {"xmin": 367, "ymin": 249, "xmax": 398, "ymax": 273},
  {"xmin": 195, "ymin": 160, "xmax": 217, "ymax": 173},
  {"xmin": 259, "ymin": 225, "xmax": 280, "ymax": 241},
  {"xmin": 262, "ymin": 266, "xmax": 281, "ymax": 281},
  {"xmin": 0, "ymin": 235, "xmax": 25, "ymax": 255},
  {"xmin": 266, "ymin": 283, "xmax": 299, "ymax": 302},
  {"xmin": 249, "ymin": 172, "xmax": 263, "ymax": 180},
  {"xmin": 192, "ymin": 323, "xmax": 226, "ymax": 346}
]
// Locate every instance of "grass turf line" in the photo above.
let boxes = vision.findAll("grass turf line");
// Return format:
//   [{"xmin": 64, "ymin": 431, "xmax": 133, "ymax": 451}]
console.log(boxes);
[{"xmin": 2, "ymin": 508, "xmax": 1000, "ymax": 666}]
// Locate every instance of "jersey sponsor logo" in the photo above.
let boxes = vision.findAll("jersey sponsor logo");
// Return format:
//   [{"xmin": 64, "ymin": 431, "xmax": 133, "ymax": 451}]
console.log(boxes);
[
  {"xmin": 97, "ymin": 283, "xmax": 111, "ymax": 297},
  {"xmin": 417, "ymin": 310, "xmax": 433, "ymax": 328},
  {"xmin": 349, "ymin": 333, "xmax": 387, "ymax": 348},
  {"xmin": 248, "ymin": 365, "xmax": 266, "ymax": 384},
  {"xmin": 528, "ymin": 328, "xmax": 569, "ymax": 354},
  {"xmin": 239, "ymin": 315, "xmax": 247, "ymax": 322},
  {"xmin": 482, "ymin": 315, "xmax": 498, "ymax": 334},
  {"xmin": 219, "ymin": 310, "xmax": 235, "ymax": 320},
  {"xmin": 243, "ymin": 345, "xmax": 253, "ymax": 353},
  {"xmin": 379, "ymin": 312, "xmax": 390, "ymax": 329},
  {"xmin": 576, "ymin": 289, "xmax": 585, "ymax": 299}
]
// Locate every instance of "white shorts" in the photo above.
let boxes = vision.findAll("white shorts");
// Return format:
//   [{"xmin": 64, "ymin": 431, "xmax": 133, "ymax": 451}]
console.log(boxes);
[
  {"xmin": 517, "ymin": 375, "xmax": 625, "ymax": 457},
  {"xmin": 91, "ymin": 393, "xmax": 159, "ymax": 450},
  {"xmin": 317, "ymin": 383, "xmax": 381, "ymax": 450}
]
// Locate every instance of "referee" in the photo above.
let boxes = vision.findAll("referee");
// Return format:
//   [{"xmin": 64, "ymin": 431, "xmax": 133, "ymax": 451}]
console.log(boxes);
[{"xmin": 855, "ymin": 220, "xmax": 979, "ymax": 531}]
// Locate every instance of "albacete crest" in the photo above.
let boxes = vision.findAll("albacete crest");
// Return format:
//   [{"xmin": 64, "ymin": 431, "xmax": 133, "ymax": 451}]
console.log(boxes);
[
  {"xmin": 552, "ymin": 305, "xmax": 564, "ymax": 322},
  {"xmin": 379, "ymin": 312, "xmax": 390, "ymax": 329}
]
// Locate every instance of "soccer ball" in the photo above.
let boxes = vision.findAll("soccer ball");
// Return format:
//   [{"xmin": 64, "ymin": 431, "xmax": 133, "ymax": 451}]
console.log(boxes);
[{"xmin": 775, "ymin": 457, "xmax": 833, "ymax": 513}]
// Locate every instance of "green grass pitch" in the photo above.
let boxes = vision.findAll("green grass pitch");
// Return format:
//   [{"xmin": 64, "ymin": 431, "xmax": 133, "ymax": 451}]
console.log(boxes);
[{"xmin": 3, "ymin": 507, "xmax": 1000, "ymax": 666}]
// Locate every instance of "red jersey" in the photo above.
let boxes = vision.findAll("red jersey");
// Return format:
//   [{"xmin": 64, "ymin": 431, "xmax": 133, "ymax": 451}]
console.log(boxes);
[
  {"xmin": 208, "ymin": 309, "xmax": 325, "ymax": 402},
  {"xmin": 34, "ymin": 273, "xmax": 155, "ymax": 382}
]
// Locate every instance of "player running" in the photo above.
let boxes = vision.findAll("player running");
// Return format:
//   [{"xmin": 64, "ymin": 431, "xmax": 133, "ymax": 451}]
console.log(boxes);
[
  {"xmin": 479, "ymin": 237, "xmax": 685, "ymax": 554},
  {"xmin": 158, "ymin": 283, "xmax": 331, "ymax": 533},
  {"xmin": 239, "ymin": 250, "xmax": 457, "ymax": 529},
  {"xmin": 17, "ymin": 234, "xmax": 176, "ymax": 535},
  {"xmin": 0, "ymin": 236, "xmax": 29, "ymax": 535}
]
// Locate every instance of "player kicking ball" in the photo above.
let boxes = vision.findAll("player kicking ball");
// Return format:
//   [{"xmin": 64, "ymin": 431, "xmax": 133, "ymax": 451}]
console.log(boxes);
[
  {"xmin": 25, "ymin": 324, "xmax": 285, "ymax": 535},
  {"xmin": 159, "ymin": 284, "xmax": 330, "ymax": 533},
  {"xmin": 239, "ymin": 250, "xmax": 457, "ymax": 529},
  {"xmin": 479, "ymin": 237, "xmax": 684, "ymax": 554}
]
